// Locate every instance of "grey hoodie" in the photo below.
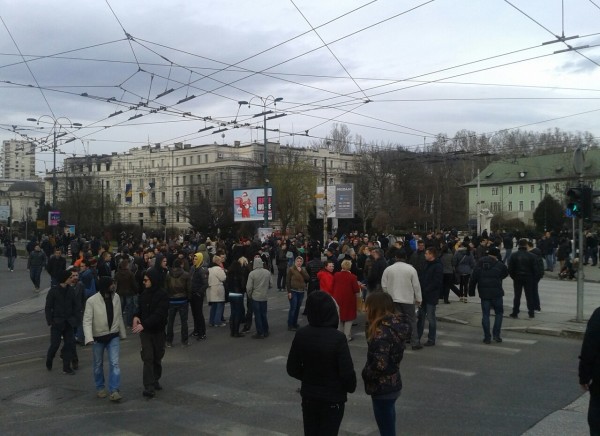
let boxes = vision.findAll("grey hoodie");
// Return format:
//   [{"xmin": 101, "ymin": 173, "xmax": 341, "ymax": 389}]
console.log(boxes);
[{"xmin": 246, "ymin": 257, "xmax": 272, "ymax": 301}]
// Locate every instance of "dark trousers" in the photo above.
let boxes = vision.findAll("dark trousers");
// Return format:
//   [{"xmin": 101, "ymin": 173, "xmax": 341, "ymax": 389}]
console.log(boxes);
[
  {"xmin": 252, "ymin": 300, "xmax": 269, "ymax": 336},
  {"xmin": 139, "ymin": 330, "xmax": 166, "ymax": 390},
  {"xmin": 590, "ymin": 393, "xmax": 600, "ymax": 436},
  {"xmin": 459, "ymin": 274, "xmax": 470, "ymax": 297},
  {"xmin": 481, "ymin": 297, "xmax": 503, "ymax": 340},
  {"xmin": 229, "ymin": 294, "xmax": 244, "ymax": 336},
  {"xmin": 166, "ymin": 302, "xmax": 189, "ymax": 344},
  {"xmin": 47, "ymin": 322, "xmax": 75, "ymax": 371},
  {"xmin": 512, "ymin": 276, "xmax": 535, "ymax": 316},
  {"xmin": 442, "ymin": 273, "xmax": 460, "ymax": 301},
  {"xmin": 30, "ymin": 266, "xmax": 43, "ymax": 288},
  {"xmin": 243, "ymin": 296, "xmax": 254, "ymax": 330},
  {"xmin": 190, "ymin": 293, "xmax": 206, "ymax": 336},
  {"xmin": 301, "ymin": 398, "xmax": 345, "ymax": 436},
  {"xmin": 372, "ymin": 397, "xmax": 398, "ymax": 436},
  {"xmin": 532, "ymin": 279, "xmax": 541, "ymax": 311},
  {"xmin": 277, "ymin": 267, "xmax": 287, "ymax": 290},
  {"xmin": 394, "ymin": 302, "xmax": 418, "ymax": 346}
]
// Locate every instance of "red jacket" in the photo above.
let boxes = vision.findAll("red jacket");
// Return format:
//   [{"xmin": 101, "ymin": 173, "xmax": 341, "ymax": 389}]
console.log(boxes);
[
  {"xmin": 332, "ymin": 271, "xmax": 360, "ymax": 322},
  {"xmin": 317, "ymin": 270, "xmax": 334, "ymax": 295}
]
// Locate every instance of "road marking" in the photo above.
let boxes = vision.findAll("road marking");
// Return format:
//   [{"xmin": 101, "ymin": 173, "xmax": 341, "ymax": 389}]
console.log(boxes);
[
  {"xmin": 264, "ymin": 355, "xmax": 286, "ymax": 363},
  {"xmin": 424, "ymin": 367, "xmax": 476, "ymax": 377},
  {"xmin": 500, "ymin": 338, "xmax": 537, "ymax": 345},
  {"xmin": 0, "ymin": 333, "xmax": 25, "ymax": 339},
  {"xmin": 0, "ymin": 333, "xmax": 47, "ymax": 344},
  {"xmin": 0, "ymin": 357, "xmax": 42, "ymax": 368}
]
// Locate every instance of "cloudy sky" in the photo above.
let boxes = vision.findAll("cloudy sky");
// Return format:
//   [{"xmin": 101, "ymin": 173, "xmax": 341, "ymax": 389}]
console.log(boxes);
[{"xmin": 1, "ymin": 0, "xmax": 600, "ymax": 176}]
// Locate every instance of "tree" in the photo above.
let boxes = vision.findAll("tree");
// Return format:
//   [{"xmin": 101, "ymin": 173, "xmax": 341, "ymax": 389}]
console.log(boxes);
[
  {"xmin": 533, "ymin": 194, "xmax": 566, "ymax": 232},
  {"xmin": 181, "ymin": 191, "xmax": 234, "ymax": 236}
]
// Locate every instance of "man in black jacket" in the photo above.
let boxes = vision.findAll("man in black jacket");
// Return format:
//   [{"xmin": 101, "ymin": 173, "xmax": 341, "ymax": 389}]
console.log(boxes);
[
  {"xmin": 45, "ymin": 270, "xmax": 79, "ymax": 374},
  {"xmin": 46, "ymin": 247, "xmax": 67, "ymax": 287},
  {"xmin": 579, "ymin": 306, "xmax": 600, "ymax": 435},
  {"xmin": 508, "ymin": 238, "xmax": 540, "ymax": 319},
  {"xmin": 132, "ymin": 268, "xmax": 169, "ymax": 398},
  {"xmin": 417, "ymin": 247, "xmax": 443, "ymax": 347},
  {"xmin": 287, "ymin": 291, "xmax": 356, "ymax": 436},
  {"xmin": 469, "ymin": 246, "xmax": 509, "ymax": 344}
]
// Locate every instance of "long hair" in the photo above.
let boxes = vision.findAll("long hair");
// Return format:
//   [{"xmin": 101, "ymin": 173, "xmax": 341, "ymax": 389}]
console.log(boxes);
[{"xmin": 365, "ymin": 292, "xmax": 395, "ymax": 340}]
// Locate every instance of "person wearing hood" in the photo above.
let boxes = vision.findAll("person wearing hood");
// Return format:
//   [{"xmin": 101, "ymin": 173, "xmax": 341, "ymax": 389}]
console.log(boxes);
[
  {"xmin": 362, "ymin": 291, "xmax": 411, "ymax": 436},
  {"xmin": 527, "ymin": 241, "xmax": 544, "ymax": 313},
  {"xmin": 468, "ymin": 246, "xmax": 508, "ymax": 344},
  {"xmin": 165, "ymin": 258, "xmax": 192, "ymax": 347},
  {"xmin": 147, "ymin": 253, "xmax": 168, "ymax": 291},
  {"xmin": 207, "ymin": 255, "xmax": 227, "ymax": 327},
  {"xmin": 190, "ymin": 252, "xmax": 208, "ymax": 340},
  {"xmin": 83, "ymin": 277, "xmax": 126, "ymax": 402},
  {"xmin": 417, "ymin": 247, "xmax": 443, "ymax": 347},
  {"xmin": 132, "ymin": 268, "xmax": 169, "ymax": 398},
  {"xmin": 246, "ymin": 256, "xmax": 273, "ymax": 338},
  {"xmin": 286, "ymin": 291, "xmax": 356, "ymax": 435}
]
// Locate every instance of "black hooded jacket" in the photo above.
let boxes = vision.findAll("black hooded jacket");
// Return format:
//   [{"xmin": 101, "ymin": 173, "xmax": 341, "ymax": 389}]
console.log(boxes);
[
  {"xmin": 286, "ymin": 291, "xmax": 357, "ymax": 403},
  {"xmin": 135, "ymin": 268, "xmax": 168, "ymax": 333}
]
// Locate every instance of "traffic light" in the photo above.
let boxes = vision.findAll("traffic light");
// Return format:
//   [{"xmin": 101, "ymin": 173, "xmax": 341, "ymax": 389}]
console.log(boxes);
[{"xmin": 566, "ymin": 187, "xmax": 584, "ymax": 217}]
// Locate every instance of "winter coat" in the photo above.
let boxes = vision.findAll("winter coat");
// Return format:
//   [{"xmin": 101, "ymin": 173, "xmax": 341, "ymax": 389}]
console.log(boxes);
[
  {"xmin": 207, "ymin": 265, "xmax": 226, "ymax": 303},
  {"xmin": 469, "ymin": 255, "xmax": 508, "ymax": 300},
  {"xmin": 115, "ymin": 264, "xmax": 137, "ymax": 297},
  {"xmin": 530, "ymin": 248, "xmax": 545, "ymax": 281},
  {"xmin": 166, "ymin": 267, "xmax": 191, "ymax": 300},
  {"xmin": 362, "ymin": 312, "xmax": 411, "ymax": 396},
  {"xmin": 317, "ymin": 269, "xmax": 334, "ymax": 295},
  {"xmin": 135, "ymin": 268, "xmax": 168, "ymax": 333},
  {"xmin": 381, "ymin": 261, "xmax": 422, "ymax": 305},
  {"xmin": 83, "ymin": 291, "xmax": 126, "ymax": 344},
  {"xmin": 246, "ymin": 257, "xmax": 272, "ymax": 302},
  {"xmin": 190, "ymin": 265, "xmax": 208, "ymax": 297},
  {"xmin": 46, "ymin": 255, "xmax": 67, "ymax": 280},
  {"xmin": 28, "ymin": 250, "xmax": 47, "ymax": 268},
  {"xmin": 332, "ymin": 271, "xmax": 360, "ymax": 322},
  {"xmin": 286, "ymin": 265, "xmax": 309, "ymax": 292},
  {"xmin": 421, "ymin": 258, "xmax": 443, "ymax": 305},
  {"xmin": 45, "ymin": 284, "xmax": 78, "ymax": 327},
  {"xmin": 440, "ymin": 252, "xmax": 454, "ymax": 274},
  {"xmin": 453, "ymin": 248, "xmax": 475, "ymax": 275},
  {"xmin": 579, "ymin": 306, "xmax": 600, "ymax": 395},
  {"xmin": 508, "ymin": 247, "xmax": 539, "ymax": 279},
  {"xmin": 287, "ymin": 291, "xmax": 356, "ymax": 403}
]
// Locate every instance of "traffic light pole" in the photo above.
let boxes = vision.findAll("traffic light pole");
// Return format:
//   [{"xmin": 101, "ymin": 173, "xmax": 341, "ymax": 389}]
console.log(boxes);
[{"xmin": 577, "ymin": 213, "xmax": 584, "ymax": 322}]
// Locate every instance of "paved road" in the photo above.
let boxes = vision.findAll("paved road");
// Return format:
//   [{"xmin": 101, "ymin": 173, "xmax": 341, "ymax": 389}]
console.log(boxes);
[{"xmin": 0, "ymin": 280, "xmax": 588, "ymax": 436}]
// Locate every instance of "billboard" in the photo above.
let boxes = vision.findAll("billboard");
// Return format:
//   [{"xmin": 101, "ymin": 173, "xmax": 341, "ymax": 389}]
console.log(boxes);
[
  {"xmin": 0, "ymin": 205, "xmax": 9, "ymax": 221},
  {"xmin": 233, "ymin": 188, "xmax": 273, "ymax": 222},
  {"xmin": 316, "ymin": 183, "xmax": 354, "ymax": 219},
  {"xmin": 48, "ymin": 211, "xmax": 61, "ymax": 226}
]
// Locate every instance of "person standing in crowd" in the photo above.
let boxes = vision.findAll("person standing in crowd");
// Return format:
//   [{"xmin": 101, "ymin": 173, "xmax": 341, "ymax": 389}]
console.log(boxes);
[
  {"xmin": 417, "ymin": 247, "xmax": 442, "ymax": 347},
  {"xmin": 246, "ymin": 256, "xmax": 272, "ymax": 339},
  {"xmin": 439, "ymin": 244, "xmax": 459, "ymax": 304},
  {"xmin": 317, "ymin": 260, "xmax": 335, "ymax": 296},
  {"xmin": 5, "ymin": 239, "xmax": 17, "ymax": 272},
  {"xmin": 453, "ymin": 242, "xmax": 475, "ymax": 303},
  {"xmin": 227, "ymin": 256, "xmax": 250, "ymax": 338},
  {"xmin": 27, "ymin": 243, "xmax": 47, "ymax": 292},
  {"xmin": 83, "ymin": 277, "xmax": 126, "ymax": 402},
  {"xmin": 276, "ymin": 242, "xmax": 289, "ymax": 292},
  {"xmin": 286, "ymin": 256, "xmax": 309, "ymax": 331},
  {"xmin": 579, "ymin": 305, "xmax": 600, "ymax": 435},
  {"xmin": 528, "ymin": 242, "xmax": 544, "ymax": 313},
  {"xmin": 114, "ymin": 259, "xmax": 138, "ymax": 328},
  {"xmin": 332, "ymin": 259, "xmax": 361, "ymax": 342},
  {"xmin": 190, "ymin": 252, "xmax": 208, "ymax": 340},
  {"xmin": 367, "ymin": 248, "xmax": 388, "ymax": 293},
  {"xmin": 508, "ymin": 238, "xmax": 540, "ymax": 319},
  {"xmin": 287, "ymin": 291, "xmax": 356, "ymax": 436},
  {"xmin": 46, "ymin": 247, "xmax": 67, "ymax": 287},
  {"xmin": 362, "ymin": 291, "xmax": 411, "ymax": 436},
  {"xmin": 469, "ymin": 246, "xmax": 508, "ymax": 344},
  {"xmin": 165, "ymin": 258, "xmax": 191, "ymax": 347},
  {"xmin": 304, "ymin": 250, "xmax": 324, "ymax": 311},
  {"xmin": 207, "ymin": 255, "xmax": 227, "ymax": 327},
  {"xmin": 45, "ymin": 270, "xmax": 79, "ymax": 374},
  {"xmin": 381, "ymin": 250, "xmax": 423, "ymax": 351},
  {"xmin": 132, "ymin": 269, "xmax": 168, "ymax": 398},
  {"xmin": 502, "ymin": 231, "xmax": 514, "ymax": 264},
  {"xmin": 409, "ymin": 240, "xmax": 427, "ymax": 281}
]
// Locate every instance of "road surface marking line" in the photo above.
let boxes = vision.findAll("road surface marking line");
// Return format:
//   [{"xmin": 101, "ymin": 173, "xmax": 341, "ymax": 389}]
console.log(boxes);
[
  {"xmin": 425, "ymin": 367, "xmax": 476, "ymax": 377},
  {"xmin": 0, "ymin": 333, "xmax": 25, "ymax": 339},
  {"xmin": 0, "ymin": 333, "xmax": 47, "ymax": 344},
  {"xmin": 264, "ymin": 355, "xmax": 286, "ymax": 363}
]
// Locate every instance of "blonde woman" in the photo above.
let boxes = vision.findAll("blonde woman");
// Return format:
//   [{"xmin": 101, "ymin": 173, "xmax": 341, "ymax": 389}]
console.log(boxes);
[
  {"xmin": 207, "ymin": 255, "xmax": 227, "ymax": 327},
  {"xmin": 332, "ymin": 259, "xmax": 360, "ymax": 341}
]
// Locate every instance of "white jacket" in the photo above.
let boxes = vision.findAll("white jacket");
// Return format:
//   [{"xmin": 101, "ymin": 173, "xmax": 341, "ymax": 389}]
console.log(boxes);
[
  {"xmin": 381, "ymin": 261, "xmax": 422, "ymax": 304},
  {"xmin": 83, "ymin": 292, "xmax": 126, "ymax": 344},
  {"xmin": 207, "ymin": 265, "xmax": 226, "ymax": 303}
]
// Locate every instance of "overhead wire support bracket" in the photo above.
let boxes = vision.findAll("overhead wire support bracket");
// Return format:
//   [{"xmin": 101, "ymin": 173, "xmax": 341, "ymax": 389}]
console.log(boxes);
[{"xmin": 542, "ymin": 34, "xmax": 579, "ymax": 45}]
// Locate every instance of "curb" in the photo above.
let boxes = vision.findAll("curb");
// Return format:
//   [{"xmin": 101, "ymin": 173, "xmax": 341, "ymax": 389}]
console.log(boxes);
[{"xmin": 503, "ymin": 325, "xmax": 585, "ymax": 340}]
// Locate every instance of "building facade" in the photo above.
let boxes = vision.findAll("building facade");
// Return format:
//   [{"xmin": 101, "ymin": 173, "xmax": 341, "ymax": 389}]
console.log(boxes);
[
  {"xmin": 47, "ymin": 141, "xmax": 358, "ymax": 231},
  {"xmin": 2, "ymin": 140, "xmax": 36, "ymax": 180}
]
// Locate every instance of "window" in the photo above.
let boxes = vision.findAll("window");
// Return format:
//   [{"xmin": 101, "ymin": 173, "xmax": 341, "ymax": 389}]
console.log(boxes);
[
  {"xmin": 519, "ymin": 185, "xmax": 523, "ymax": 194},
  {"xmin": 204, "ymin": 174, "xmax": 208, "ymax": 182},
  {"xmin": 105, "ymin": 181, "xmax": 110, "ymax": 189},
  {"xmin": 508, "ymin": 201, "xmax": 512, "ymax": 212},
  {"xmin": 519, "ymin": 201, "xmax": 524, "ymax": 211},
  {"xmin": 531, "ymin": 200, "xmax": 535, "ymax": 210},
  {"xmin": 205, "ymin": 189, "xmax": 210, "ymax": 198},
  {"xmin": 139, "ymin": 193, "xmax": 144, "ymax": 204},
  {"xmin": 97, "ymin": 163, "xmax": 101, "ymax": 171},
  {"xmin": 183, "ymin": 176, "xmax": 187, "ymax": 185},
  {"xmin": 219, "ymin": 188, "xmax": 224, "ymax": 199},
  {"xmin": 161, "ymin": 159, "xmax": 164, "ymax": 167},
  {"xmin": 313, "ymin": 159, "xmax": 317, "ymax": 167},
  {"xmin": 508, "ymin": 186, "xmax": 512, "ymax": 195},
  {"xmin": 139, "ymin": 161, "xmax": 142, "ymax": 168},
  {"xmin": 491, "ymin": 187, "xmax": 498, "ymax": 195},
  {"xmin": 176, "ymin": 158, "xmax": 179, "ymax": 166},
  {"xmin": 176, "ymin": 212, "xmax": 180, "ymax": 223},
  {"xmin": 151, "ymin": 192, "xmax": 156, "ymax": 203},
  {"xmin": 190, "ymin": 190, "xmax": 194, "ymax": 200},
  {"xmin": 205, "ymin": 154, "xmax": 208, "ymax": 163},
  {"xmin": 152, "ymin": 160, "xmax": 155, "ymax": 168},
  {"xmin": 161, "ymin": 177, "xmax": 166, "ymax": 187},
  {"xmin": 183, "ymin": 157, "xmax": 186, "ymax": 165},
  {"xmin": 330, "ymin": 160, "xmax": 333, "ymax": 168},
  {"xmin": 197, "ymin": 156, "xmax": 201, "ymax": 164},
  {"xmin": 176, "ymin": 176, "xmax": 179, "ymax": 186},
  {"xmin": 139, "ymin": 178, "xmax": 144, "ymax": 189},
  {"xmin": 219, "ymin": 172, "xmax": 224, "ymax": 180},
  {"xmin": 183, "ymin": 191, "xmax": 187, "ymax": 201},
  {"xmin": 161, "ymin": 192, "xmax": 166, "ymax": 203},
  {"xmin": 554, "ymin": 183, "xmax": 560, "ymax": 193},
  {"xmin": 176, "ymin": 192, "xmax": 179, "ymax": 203},
  {"xmin": 530, "ymin": 184, "xmax": 535, "ymax": 193},
  {"xmin": 345, "ymin": 162, "xmax": 348, "ymax": 170},
  {"xmin": 105, "ymin": 163, "xmax": 110, "ymax": 171}
]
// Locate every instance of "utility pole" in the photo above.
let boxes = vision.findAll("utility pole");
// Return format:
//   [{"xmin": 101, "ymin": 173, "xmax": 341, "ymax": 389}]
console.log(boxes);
[
  {"xmin": 476, "ymin": 168, "xmax": 481, "ymax": 235},
  {"xmin": 573, "ymin": 146, "xmax": 585, "ymax": 322},
  {"xmin": 323, "ymin": 157, "xmax": 328, "ymax": 246},
  {"xmin": 263, "ymin": 111, "xmax": 269, "ymax": 228}
]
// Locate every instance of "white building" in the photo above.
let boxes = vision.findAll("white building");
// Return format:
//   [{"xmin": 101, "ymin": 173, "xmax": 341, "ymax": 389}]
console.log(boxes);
[
  {"xmin": 47, "ymin": 141, "xmax": 358, "ymax": 230},
  {"xmin": 2, "ymin": 140, "xmax": 36, "ymax": 180}
]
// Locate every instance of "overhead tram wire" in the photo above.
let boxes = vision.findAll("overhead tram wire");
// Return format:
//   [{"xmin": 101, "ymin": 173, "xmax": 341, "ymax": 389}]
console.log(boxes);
[{"xmin": 105, "ymin": 0, "xmax": 142, "ymax": 68}]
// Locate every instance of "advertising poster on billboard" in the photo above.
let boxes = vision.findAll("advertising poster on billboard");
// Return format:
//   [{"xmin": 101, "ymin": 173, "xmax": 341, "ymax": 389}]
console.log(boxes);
[
  {"xmin": 48, "ymin": 211, "xmax": 61, "ymax": 226},
  {"xmin": 315, "ymin": 184, "xmax": 354, "ymax": 219},
  {"xmin": 233, "ymin": 188, "xmax": 273, "ymax": 222},
  {"xmin": 0, "ymin": 205, "xmax": 9, "ymax": 221}
]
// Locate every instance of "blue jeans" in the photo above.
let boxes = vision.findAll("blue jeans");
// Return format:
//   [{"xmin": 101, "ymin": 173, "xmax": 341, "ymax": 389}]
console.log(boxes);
[
  {"xmin": 481, "ymin": 297, "xmax": 503, "ymax": 340},
  {"xmin": 252, "ymin": 300, "xmax": 269, "ymax": 336},
  {"xmin": 7, "ymin": 256, "xmax": 15, "ymax": 270},
  {"xmin": 30, "ymin": 266, "xmax": 43, "ymax": 288},
  {"xmin": 209, "ymin": 302, "xmax": 224, "ymax": 326},
  {"xmin": 372, "ymin": 397, "xmax": 398, "ymax": 436},
  {"xmin": 503, "ymin": 248, "xmax": 512, "ymax": 264},
  {"xmin": 287, "ymin": 290, "xmax": 304, "ymax": 328},
  {"xmin": 167, "ymin": 301, "xmax": 189, "ymax": 343},
  {"xmin": 120, "ymin": 295, "xmax": 138, "ymax": 327},
  {"xmin": 417, "ymin": 303, "xmax": 437, "ymax": 344},
  {"xmin": 545, "ymin": 254, "xmax": 554, "ymax": 271},
  {"xmin": 93, "ymin": 336, "xmax": 121, "ymax": 393}
]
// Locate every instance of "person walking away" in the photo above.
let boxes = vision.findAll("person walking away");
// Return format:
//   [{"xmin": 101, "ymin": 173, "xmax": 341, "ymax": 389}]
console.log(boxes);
[
  {"xmin": 190, "ymin": 252, "xmax": 208, "ymax": 340},
  {"xmin": 332, "ymin": 260, "xmax": 361, "ymax": 341},
  {"xmin": 440, "ymin": 244, "xmax": 459, "ymax": 304},
  {"xmin": 417, "ymin": 247, "xmax": 442, "ymax": 347},
  {"xmin": 287, "ymin": 291, "xmax": 356, "ymax": 436},
  {"xmin": 246, "ymin": 256, "xmax": 272, "ymax": 339},
  {"xmin": 28, "ymin": 243, "xmax": 47, "ymax": 292},
  {"xmin": 579, "ymin": 305, "xmax": 600, "ymax": 435},
  {"xmin": 131, "ymin": 269, "xmax": 169, "ymax": 398},
  {"xmin": 207, "ymin": 255, "xmax": 227, "ymax": 327},
  {"xmin": 45, "ymin": 270, "xmax": 79, "ymax": 374},
  {"xmin": 304, "ymin": 251, "xmax": 324, "ymax": 314},
  {"xmin": 528, "ymin": 242, "xmax": 544, "ymax": 312},
  {"xmin": 508, "ymin": 238, "xmax": 540, "ymax": 319},
  {"xmin": 381, "ymin": 250, "xmax": 423, "ymax": 350},
  {"xmin": 276, "ymin": 242, "xmax": 289, "ymax": 292},
  {"xmin": 468, "ymin": 246, "xmax": 508, "ymax": 344},
  {"xmin": 165, "ymin": 258, "xmax": 191, "ymax": 347},
  {"xmin": 362, "ymin": 292, "xmax": 411, "ymax": 436},
  {"xmin": 286, "ymin": 256, "xmax": 309, "ymax": 331},
  {"xmin": 5, "ymin": 239, "xmax": 17, "ymax": 272},
  {"xmin": 115, "ymin": 259, "xmax": 138, "ymax": 328},
  {"xmin": 83, "ymin": 276, "xmax": 126, "ymax": 402},
  {"xmin": 227, "ymin": 256, "xmax": 250, "ymax": 338},
  {"xmin": 453, "ymin": 242, "xmax": 475, "ymax": 303}
]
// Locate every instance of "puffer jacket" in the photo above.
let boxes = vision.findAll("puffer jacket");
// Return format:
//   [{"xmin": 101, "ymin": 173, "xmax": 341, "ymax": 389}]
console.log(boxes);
[
  {"xmin": 166, "ymin": 267, "xmax": 191, "ymax": 300},
  {"xmin": 453, "ymin": 248, "xmax": 475, "ymax": 275},
  {"xmin": 207, "ymin": 265, "xmax": 226, "ymax": 303},
  {"xmin": 362, "ymin": 312, "xmax": 411, "ymax": 396},
  {"xmin": 469, "ymin": 255, "xmax": 508, "ymax": 300}
]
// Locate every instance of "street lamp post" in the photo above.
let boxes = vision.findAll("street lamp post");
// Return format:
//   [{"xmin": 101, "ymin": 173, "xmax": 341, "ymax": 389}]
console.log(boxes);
[
  {"xmin": 26, "ymin": 116, "xmax": 81, "ymax": 209},
  {"xmin": 237, "ymin": 96, "xmax": 284, "ymax": 229}
]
